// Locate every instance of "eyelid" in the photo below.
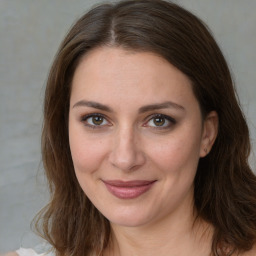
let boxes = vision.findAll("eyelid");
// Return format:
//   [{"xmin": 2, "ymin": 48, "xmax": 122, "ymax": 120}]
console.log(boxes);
[
  {"xmin": 81, "ymin": 113, "xmax": 112, "ymax": 128},
  {"xmin": 81, "ymin": 112, "xmax": 105, "ymax": 120},
  {"xmin": 80, "ymin": 112, "xmax": 176, "ymax": 129},
  {"xmin": 143, "ymin": 113, "xmax": 176, "ymax": 128}
]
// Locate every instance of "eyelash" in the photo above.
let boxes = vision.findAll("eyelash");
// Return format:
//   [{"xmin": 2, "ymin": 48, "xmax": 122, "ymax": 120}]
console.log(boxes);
[
  {"xmin": 143, "ymin": 114, "xmax": 176, "ymax": 129},
  {"xmin": 80, "ymin": 113, "xmax": 176, "ymax": 130},
  {"xmin": 81, "ymin": 113, "xmax": 111, "ymax": 129}
]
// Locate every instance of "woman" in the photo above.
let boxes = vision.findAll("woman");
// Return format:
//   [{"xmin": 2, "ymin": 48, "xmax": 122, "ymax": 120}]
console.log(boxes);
[{"xmin": 11, "ymin": 0, "xmax": 256, "ymax": 255}]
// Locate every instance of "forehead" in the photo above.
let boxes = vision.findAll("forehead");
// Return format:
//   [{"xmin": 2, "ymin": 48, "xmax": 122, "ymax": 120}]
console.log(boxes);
[{"xmin": 70, "ymin": 47, "xmax": 198, "ymax": 111}]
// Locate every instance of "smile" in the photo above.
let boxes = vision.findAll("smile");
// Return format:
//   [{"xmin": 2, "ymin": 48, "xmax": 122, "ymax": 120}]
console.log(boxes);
[{"xmin": 102, "ymin": 180, "xmax": 156, "ymax": 199}]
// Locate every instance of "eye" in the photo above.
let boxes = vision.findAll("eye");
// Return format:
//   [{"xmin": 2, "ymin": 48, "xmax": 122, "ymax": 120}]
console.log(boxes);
[
  {"xmin": 145, "ymin": 114, "xmax": 176, "ymax": 128},
  {"xmin": 81, "ymin": 114, "xmax": 110, "ymax": 128}
]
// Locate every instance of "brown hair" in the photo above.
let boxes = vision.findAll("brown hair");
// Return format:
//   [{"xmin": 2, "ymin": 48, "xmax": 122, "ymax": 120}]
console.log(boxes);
[{"xmin": 35, "ymin": 0, "xmax": 256, "ymax": 255}]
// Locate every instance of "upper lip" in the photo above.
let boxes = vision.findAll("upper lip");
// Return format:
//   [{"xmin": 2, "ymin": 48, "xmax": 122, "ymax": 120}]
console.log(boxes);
[{"xmin": 103, "ymin": 180, "xmax": 156, "ymax": 187}]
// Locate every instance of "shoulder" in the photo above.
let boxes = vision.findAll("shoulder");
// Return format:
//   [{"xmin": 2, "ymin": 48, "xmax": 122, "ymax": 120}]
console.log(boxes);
[
  {"xmin": 13, "ymin": 248, "xmax": 51, "ymax": 256},
  {"xmin": 242, "ymin": 244, "xmax": 256, "ymax": 256},
  {"xmin": 1, "ymin": 253, "xmax": 18, "ymax": 256}
]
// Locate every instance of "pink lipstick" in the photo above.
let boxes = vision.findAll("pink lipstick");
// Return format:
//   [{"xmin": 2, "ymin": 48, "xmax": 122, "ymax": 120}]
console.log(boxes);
[{"xmin": 103, "ymin": 180, "xmax": 156, "ymax": 199}]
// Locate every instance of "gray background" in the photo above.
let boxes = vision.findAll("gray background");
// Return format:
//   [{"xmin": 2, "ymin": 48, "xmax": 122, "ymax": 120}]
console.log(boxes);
[{"xmin": 0, "ymin": 0, "xmax": 255, "ymax": 253}]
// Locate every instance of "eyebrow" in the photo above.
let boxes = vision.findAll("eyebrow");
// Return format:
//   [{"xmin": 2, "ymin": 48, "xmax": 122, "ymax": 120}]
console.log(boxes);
[
  {"xmin": 138, "ymin": 101, "xmax": 185, "ymax": 113},
  {"xmin": 72, "ymin": 100, "xmax": 185, "ymax": 113},
  {"xmin": 72, "ymin": 100, "xmax": 113, "ymax": 112}
]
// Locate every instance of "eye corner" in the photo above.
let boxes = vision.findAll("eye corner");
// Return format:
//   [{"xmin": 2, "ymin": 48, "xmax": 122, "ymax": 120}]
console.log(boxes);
[
  {"xmin": 143, "ymin": 113, "xmax": 177, "ymax": 129},
  {"xmin": 80, "ymin": 113, "xmax": 112, "ymax": 129}
]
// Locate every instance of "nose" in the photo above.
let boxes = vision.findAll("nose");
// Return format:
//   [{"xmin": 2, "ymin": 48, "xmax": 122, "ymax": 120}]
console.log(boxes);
[{"xmin": 109, "ymin": 126, "xmax": 146, "ymax": 171}]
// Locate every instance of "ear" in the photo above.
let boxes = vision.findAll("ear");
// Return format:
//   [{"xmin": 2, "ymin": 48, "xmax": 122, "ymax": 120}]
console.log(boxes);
[{"xmin": 200, "ymin": 111, "xmax": 218, "ymax": 157}]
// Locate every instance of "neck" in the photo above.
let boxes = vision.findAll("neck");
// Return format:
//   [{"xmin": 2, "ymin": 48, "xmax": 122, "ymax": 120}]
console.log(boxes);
[{"xmin": 104, "ymin": 195, "xmax": 213, "ymax": 256}]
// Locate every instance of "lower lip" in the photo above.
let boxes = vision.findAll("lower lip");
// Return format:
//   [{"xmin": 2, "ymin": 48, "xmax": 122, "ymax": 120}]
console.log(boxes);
[{"xmin": 103, "ymin": 181, "xmax": 155, "ymax": 199}]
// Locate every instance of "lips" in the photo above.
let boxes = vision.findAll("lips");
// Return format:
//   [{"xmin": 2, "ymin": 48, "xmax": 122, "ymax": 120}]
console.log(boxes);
[{"xmin": 103, "ymin": 180, "xmax": 156, "ymax": 199}]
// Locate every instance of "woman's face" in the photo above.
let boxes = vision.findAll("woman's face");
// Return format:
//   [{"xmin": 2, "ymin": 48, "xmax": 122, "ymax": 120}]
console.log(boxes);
[{"xmin": 69, "ymin": 47, "xmax": 216, "ymax": 227}]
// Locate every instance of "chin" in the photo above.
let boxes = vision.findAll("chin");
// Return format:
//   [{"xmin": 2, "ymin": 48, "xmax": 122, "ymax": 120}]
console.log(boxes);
[
  {"xmin": 102, "ymin": 208, "xmax": 155, "ymax": 228},
  {"xmin": 110, "ymin": 216, "xmax": 150, "ymax": 228}
]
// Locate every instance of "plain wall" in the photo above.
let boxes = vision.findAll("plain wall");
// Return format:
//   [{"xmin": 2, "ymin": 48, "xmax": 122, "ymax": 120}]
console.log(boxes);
[{"xmin": 0, "ymin": 0, "xmax": 255, "ymax": 253}]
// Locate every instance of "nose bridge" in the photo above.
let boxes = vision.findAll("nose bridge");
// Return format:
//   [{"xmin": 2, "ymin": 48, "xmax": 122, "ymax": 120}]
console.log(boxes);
[
  {"xmin": 119, "ymin": 126, "xmax": 137, "ymax": 156},
  {"xmin": 109, "ymin": 124, "xmax": 145, "ymax": 171}
]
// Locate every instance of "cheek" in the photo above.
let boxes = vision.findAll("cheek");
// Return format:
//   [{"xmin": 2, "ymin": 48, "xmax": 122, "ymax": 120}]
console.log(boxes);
[
  {"xmin": 147, "ymin": 129, "xmax": 202, "ymax": 175},
  {"xmin": 69, "ymin": 127, "xmax": 108, "ymax": 174}
]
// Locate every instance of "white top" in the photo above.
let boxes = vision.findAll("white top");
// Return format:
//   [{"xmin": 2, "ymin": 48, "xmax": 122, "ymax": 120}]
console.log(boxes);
[{"xmin": 16, "ymin": 248, "xmax": 53, "ymax": 256}]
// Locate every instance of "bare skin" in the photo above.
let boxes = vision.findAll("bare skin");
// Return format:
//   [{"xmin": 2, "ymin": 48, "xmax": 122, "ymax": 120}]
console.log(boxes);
[
  {"xmin": 103, "ymin": 216, "xmax": 214, "ymax": 256},
  {"xmin": 68, "ymin": 47, "xmax": 256, "ymax": 256},
  {"xmin": 69, "ymin": 47, "xmax": 218, "ymax": 256},
  {"xmin": 6, "ymin": 48, "xmax": 256, "ymax": 256}
]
